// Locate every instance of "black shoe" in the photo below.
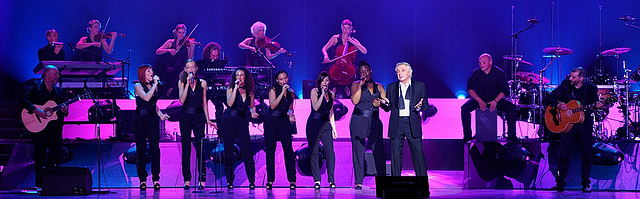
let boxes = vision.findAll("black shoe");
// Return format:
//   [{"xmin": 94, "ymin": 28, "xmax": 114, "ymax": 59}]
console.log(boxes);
[
  {"xmin": 183, "ymin": 185, "xmax": 190, "ymax": 190},
  {"xmin": 355, "ymin": 184, "xmax": 362, "ymax": 190},
  {"xmin": 265, "ymin": 182, "xmax": 273, "ymax": 189},
  {"xmin": 463, "ymin": 136, "xmax": 473, "ymax": 142},
  {"xmin": 314, "ymin": 182, "xmax": 321, "ymax": 189},
  {"xmin": 249, "ymin": 183, "xmax": 256, "ymax": 189},
  {"xmin": 153, "ymin": 183, "xmax": 160, "ymax": 190},
  {"xmin": 140, "ymin": 182, "xmax": 147, "ymax": 190},
  {"xmin": 227, "ymin": 183, "xmax": 233, "ymax": 189},
  {"xmin": 290, "ymin": 182, "xmax": 296, "ymax": 189},
  {"xmin": 551, "ymin": 186, "xmax": 564, "ymax": 192},
  {"xmin": 329, "ymin": 182, "xmax": 336, "ymax": 188},
  {"xmin": 582, "ymin": 186, "xmax": 592, "ymax": 193}
]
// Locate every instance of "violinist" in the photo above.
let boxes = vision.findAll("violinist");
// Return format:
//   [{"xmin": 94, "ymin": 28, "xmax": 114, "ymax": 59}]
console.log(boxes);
[
  {"xmin": 38, "ymin": 29, "xmax": 65, "ymax": 62},
  {"xmin": 238, "ymin": 21, "xmax": 286, "ymax": 66},
  {"xmin": 76, "ymin": 20, "xmax": 118, "ymax": 62},
  {"xmin": 321, "ymin": 19, "xmax": 367, "ymax": 98},
  {"xmin": 155, "ymin": 24, "xmax": 196, "ymax": 98}
]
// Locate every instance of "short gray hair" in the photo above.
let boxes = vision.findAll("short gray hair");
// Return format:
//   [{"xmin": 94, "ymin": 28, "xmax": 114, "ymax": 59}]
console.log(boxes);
[
  {"xmin": 250, "ymin": 21, "xmax": 266, "ymax": 35},
  {"xmin": 395, "ymin": 62, "xmax": 413, "ymax": 78}
]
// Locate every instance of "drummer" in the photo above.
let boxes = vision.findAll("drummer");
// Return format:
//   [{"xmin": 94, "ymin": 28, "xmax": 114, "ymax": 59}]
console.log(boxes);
[{"xmin": 461, "ymin": 53, "xmax": 518, "ymax": 142}]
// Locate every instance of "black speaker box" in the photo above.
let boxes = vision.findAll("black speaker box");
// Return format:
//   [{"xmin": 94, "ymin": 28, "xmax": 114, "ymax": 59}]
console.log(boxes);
[
  {"xmin": 41, "ymin": 167, "xmax": 92, "ymax": 195},
  {"xmin": 375, "ymin": 176, "xmax": 430, "ymax": 198}
]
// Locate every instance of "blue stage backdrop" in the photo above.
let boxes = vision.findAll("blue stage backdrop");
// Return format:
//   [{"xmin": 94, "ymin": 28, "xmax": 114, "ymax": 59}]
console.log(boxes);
[{"xmin": 1, "ymin": 0, "xmax": 639, "ymax": 99}]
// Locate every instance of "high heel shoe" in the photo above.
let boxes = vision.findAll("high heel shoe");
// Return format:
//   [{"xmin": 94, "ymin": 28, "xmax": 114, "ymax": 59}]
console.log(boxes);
[
  {"xmin": 249, "ymin": 182, "xmax": 256, "ymax": 189},
  {"xmin": 184, "ymin": 181, "xmax": 190, "ymax": 190},
  {"xmin": 265, "ymin": 182, "xmax": 273, "ymax": 189},
  {"xmin": 290, "ymin": 182, "xmax": 296, "ymax": 189},
  {"xmin": 153, "ymin": 182, "xmax": 160, "ymax": 190},
  {"xmin": 329, "ymin": 182, "xmax": 336, "ymax": 188},
  {"xmin": 314, "ymin": 182, "xmax": 321, "ymax": 189},
  {"xmin": 140, "ymin": 182, "xmax": 147, "ymax": 190},
  {"xmin": 355, "ymin": 184, "xmax": 362, "ymax": 190},
  {"xmin": 198, "ymin": 182, "xmax": 205, "ymax": 190},
  {"xmin": 227, "ymin": 183, "xmax": 233, "ymax": 189}
]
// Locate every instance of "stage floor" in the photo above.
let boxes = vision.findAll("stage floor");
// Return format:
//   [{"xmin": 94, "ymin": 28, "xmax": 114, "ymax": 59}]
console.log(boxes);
[{"xmin": 3, "ymin": 187, "xmax": 640, "ymax": 198}]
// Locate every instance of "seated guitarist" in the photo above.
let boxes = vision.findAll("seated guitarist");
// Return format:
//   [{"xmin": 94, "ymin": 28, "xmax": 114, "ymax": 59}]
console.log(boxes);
[
  {"xmin": 20, "ymin": 65, "xmax": 68, "ymax": 188},
  {"xmin": 545, "ymin": 67, "xmax": 602, "ymax": 193}
]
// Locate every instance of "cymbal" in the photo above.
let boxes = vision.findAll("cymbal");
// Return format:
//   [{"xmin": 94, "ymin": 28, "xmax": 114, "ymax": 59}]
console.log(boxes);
[
  {"xmin": 615, "ymin": 79, "xmax": 637, "ymax": 84},
  {"xmin": 503, "ymin": 56, "xmax": 533, "ymax": 66},
  {"xmin": 515, "ymin": 71, "xmax": 550, "ymax": 84},
  {"xmin": 601, "ymin": 47, "xmax": 631, "ymax": 55},
  {"xmin": 543, "ymin": 47, "xmax": 574, "ymax": 55}
]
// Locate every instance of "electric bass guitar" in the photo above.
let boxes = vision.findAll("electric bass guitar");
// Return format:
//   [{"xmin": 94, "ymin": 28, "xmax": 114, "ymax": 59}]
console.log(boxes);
[
  {"xmin": 21, "ymin": 92, "xmax": 90, "ymax": 133},
  {"xmin": 545, "ymin": 97, "xmax": 616, "ymax": 133}
]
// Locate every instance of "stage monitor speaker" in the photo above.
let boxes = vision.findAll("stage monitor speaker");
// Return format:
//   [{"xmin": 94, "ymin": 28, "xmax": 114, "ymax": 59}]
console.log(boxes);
[
  {"xmin": 41, "ymin": 167, "xmax": 92, "ymax": 195},
  {"xmin": 375, "ymin": 176, "xmax": 430, "ymax": 198}
]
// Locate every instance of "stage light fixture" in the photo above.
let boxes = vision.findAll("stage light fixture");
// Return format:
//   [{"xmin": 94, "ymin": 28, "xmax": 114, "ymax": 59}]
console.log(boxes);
[
  {"xmin": 122, "ymin": 144, "xmax": 150, "ymax": 165},
  {"xmin": 295, "ymin": 143, "xmax": 325, "ymax": 176},
  {"xmin": 456, "ymin": 90, "xmax": 468, "ymax": 99},
  {"xmin": 496, "ymin": 142, "xmax": 531, "ymax": 164},
  {"xmin": 208, "ymin": 143, "xmax": 241, "ymax": 164},
  {"xmin": 592, "ymin": 142, "xmax": 624, "ymax": 165}
]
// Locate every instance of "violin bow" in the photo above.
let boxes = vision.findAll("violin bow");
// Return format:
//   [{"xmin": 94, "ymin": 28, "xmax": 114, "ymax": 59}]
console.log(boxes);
[
  {"xmin": 327, "ymin": 50, "xmax": 358, "ymax": 63},
  {"xmin": 176, "ymin": 23, "xmax": 199, "ymax": 52},
  {"xmin": 258, "ymin": 33, "xmax": 281, "ymax": 49}
]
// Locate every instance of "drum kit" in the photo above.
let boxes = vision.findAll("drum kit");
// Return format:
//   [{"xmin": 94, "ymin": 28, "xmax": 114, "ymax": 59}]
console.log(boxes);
[{"xmin": 506, "ymin": 46, "xmax": 638, "ymax": 141}]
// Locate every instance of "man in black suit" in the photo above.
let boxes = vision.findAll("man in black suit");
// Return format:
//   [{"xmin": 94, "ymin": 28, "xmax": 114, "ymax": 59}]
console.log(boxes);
[{"xmin": 383, "ymin": 62, "xmax": 429, "ymax": 179}]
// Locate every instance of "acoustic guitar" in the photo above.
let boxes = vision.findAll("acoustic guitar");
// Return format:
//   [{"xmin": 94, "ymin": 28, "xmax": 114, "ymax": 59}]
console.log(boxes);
[
  {"xmin": 545, "ymin": 97, "xmax": 616, "ymax": 133},
  {"xmin": 21, "ymin": 92, "xmax": 90, "ymax": 133}
]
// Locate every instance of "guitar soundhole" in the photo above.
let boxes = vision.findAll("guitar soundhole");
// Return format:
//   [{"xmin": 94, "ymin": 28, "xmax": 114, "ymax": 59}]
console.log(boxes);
[{"xmin": 550, "ymin": 109, "xmax": 560, "ymax": 125}]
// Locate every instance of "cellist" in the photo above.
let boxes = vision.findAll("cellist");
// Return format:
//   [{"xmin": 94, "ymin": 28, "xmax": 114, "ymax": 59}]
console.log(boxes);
[{"xmin": 321, "ymin": 19, "xmax": 367, "ymax": 98}]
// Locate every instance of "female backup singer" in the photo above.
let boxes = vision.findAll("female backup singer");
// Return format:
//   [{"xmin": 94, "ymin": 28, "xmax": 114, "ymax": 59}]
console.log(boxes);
[
  {"xmin": 221, "ymin": 67, "xmax": 259, "ymax": 189},
  {"xmin": 238, "ymin": 21, "xmax": 286, "ymax": 66},
  {"xmin": 264, "ymin": 70, "xmax": 297, "ymax": 189},
  {"xmin": 349, "ymin": 61, "xmax": 387, "ymax": 190},
  {"xmin": 177, "ymin": 59, "xmax": 216, "ymax": 190},
  {"xmin": 156, "ymin": 24, "xmax": 196, "ymax": 98},
  {"xmin": 76, "ymin": 20, "xmax": 118, "ymax": 61},
  {"xmin": 203, "ymin": 41, "xmax": 223, "ymax": 60},
  {"xmin": 133, "ymin": 65, "xmax": 170, "ymax": 190},
  {"xmin": 306, "ymin": 71, "xmax": 337, "ymax": 189}
]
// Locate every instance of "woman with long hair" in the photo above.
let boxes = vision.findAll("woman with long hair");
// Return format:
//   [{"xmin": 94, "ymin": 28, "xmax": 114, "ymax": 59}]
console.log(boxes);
[{"xmin": 306, "ymin": 71, "xmax": 337, "ymax": 189}]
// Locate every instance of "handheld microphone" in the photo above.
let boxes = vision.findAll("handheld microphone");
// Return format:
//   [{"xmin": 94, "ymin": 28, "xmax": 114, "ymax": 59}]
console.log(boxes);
[
  {"xmin": 189, "ymin": 72, "xmax": 194, "ymax": 84},
  {"xmin": 67, "ymin": 43, "xmax": 76, "ymax": 51},
  {"xmin": 235, "ymin": 80, "xmax": 241, "ymax": 85},
  {"xmin": 157, "ymin": 80, "xmax": 163, "ymax": 86}
]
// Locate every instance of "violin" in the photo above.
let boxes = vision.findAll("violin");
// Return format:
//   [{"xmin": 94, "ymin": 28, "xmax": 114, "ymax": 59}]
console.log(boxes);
[
  {"xmin": 183, "ymin": 37, "xmax": 202, "ymax": 47},
  {"xmin": 256, "ymin": 36, "xmax": 292, "ymax": 57},
  {"xmin": 94, "ymin": 32, "xmax": 126, "ymax": 41}
]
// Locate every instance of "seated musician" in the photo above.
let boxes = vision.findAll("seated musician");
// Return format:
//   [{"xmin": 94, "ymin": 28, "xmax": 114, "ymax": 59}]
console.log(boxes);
[
  {"xmin": 203, "ymin": 42, "xmax": 223, "ymax": 61},
  {"xmin": 238, "ymin": 21, "xmax": 286, "ymax": 66},
  {"xmin": 75, "ymin": 19, "xmax": 118, "ymax": 61},
  {"xmin": 545, "ymin": 67, "xmax": 602, "ymax": 193},
  {"xmin": 155, "ymin": 24, "xmax": 195, "ymax": 98},
  {"xmin": 460, "ymin": 53, "xmax": 517, "ymax": 142},
  {"xmin": 38, "ymin": 30, "xmax": 65, "ymax": 62},
  {"xmin": 321, "ymin": 19, "xmax": 367, "ymax": 98},
  {"xmin": 20, "ymin": 65, "xmax": 68, "ymax": 188}
]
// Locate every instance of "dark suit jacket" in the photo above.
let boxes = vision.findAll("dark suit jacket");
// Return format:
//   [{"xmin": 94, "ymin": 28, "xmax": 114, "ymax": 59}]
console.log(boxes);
[{"xmin": 385, "ymin": 80, "xmax": 429, "ymax": 139}]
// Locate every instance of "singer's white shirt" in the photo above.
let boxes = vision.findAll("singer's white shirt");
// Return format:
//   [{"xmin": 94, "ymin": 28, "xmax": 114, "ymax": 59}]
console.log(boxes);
[{"xmin": 399, "ymin": 81, "xmax": 411, "ymax": 117}]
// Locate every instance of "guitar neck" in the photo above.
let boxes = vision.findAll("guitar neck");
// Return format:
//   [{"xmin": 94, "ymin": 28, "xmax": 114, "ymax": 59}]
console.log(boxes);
[
  {"xmin": 50, "ymin": 97, "xmax": 81, "ymax": 113},
  {"xmin": 572, "ymin": 103, "xmax": 598, "ymax": 113}
]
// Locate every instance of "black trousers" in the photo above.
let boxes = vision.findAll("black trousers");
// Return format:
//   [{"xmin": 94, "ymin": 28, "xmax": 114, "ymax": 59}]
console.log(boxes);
[
  {"xmin": 133, "ymin": 115, "xmax": 161, "ymax": 182},
  {"xmin": 220, "ymin": 115, "xmax": 255, "ymax": 184},
  {"xmin": 179, "ymin": 112, "xmax": 206, "ymax": 182},
  {"xmin": 264, "ymin": 116, "xmax": 296, "ymax": 183},
  {"xmin": 32, "ymin": 121, "xmax": 64, "ymax": 187},
  {"xmin": 461, "ymin": 98, "xmax": 517, "ymax": 140},
  {"xmin": 556, "ymin": 122, "xmax": 593, "ymax": 188},
  {"xmin": 390, "ymin": 117, "xmax": 428, "ymax": 176},
  {"xmin": 349, "ymin": 114, "xmax": 385, "ymax": 184},
  {"xmin": 306, "ymin": 118, "xmax": 335, "ymax": 182}
]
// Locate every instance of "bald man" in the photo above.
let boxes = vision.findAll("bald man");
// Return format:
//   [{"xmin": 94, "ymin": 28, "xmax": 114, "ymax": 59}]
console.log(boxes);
[{"xmin": 461, "ymin": 53, "xmax": 517, "ymax": 142}]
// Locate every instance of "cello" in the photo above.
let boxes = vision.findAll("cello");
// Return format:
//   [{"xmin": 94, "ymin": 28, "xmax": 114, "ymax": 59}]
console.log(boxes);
[{"xmin": 328, "ymin": 30, "xmax": 358, "ymax": 85}]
